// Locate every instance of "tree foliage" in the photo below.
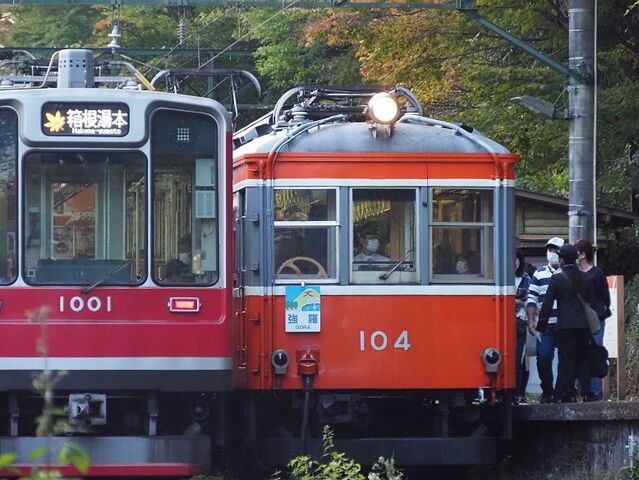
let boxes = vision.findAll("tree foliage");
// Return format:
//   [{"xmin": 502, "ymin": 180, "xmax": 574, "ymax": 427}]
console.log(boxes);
[{"xmin": 0, "ymin": 1, "xmax": 637, "ymax": 209}]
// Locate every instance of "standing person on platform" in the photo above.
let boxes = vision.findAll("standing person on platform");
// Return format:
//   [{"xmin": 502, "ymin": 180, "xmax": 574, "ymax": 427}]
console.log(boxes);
[
  {"xmin": 527, "ymin": 236, "xmax": 564, "ymax": 403},
  {"xmin": 515, "ymin": 249, "xmax": 531, "ymax": 404},
  {"xmin": 576, "ymin": 239, "xmax": 611, "ymax": 401},
  {"xmin": 537, "ymin": 244, "xmax": 592, "ymax": 403}
]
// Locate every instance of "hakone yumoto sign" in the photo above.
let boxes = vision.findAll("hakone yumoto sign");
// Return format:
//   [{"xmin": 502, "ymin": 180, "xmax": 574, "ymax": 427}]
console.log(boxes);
[
  {"xmin": 42, "ymin": 103, "xmax": 129, "ymax": 136},
  {"xmin": 285, "ymin": 286, "xmax": 321, "ymax": 332}
]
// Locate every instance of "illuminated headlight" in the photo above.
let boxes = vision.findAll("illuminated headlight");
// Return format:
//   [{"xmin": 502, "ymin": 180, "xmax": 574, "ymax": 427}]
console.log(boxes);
[
  {"xmin": 367, "ymin": 92, "xmax": 401, "ymax": 125},
  {"xmin": 481, "ymin": 347, "xmax": 502, "ymax": 373}
]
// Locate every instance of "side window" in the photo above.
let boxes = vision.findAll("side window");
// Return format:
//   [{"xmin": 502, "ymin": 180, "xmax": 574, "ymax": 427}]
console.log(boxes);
[
  {"xmin": 151, "ymin": 110, "xmax": 219, "ymax": 286},
  {"xmin": 351, "ymin": 189, "xmax": 417, "ymax": 284},
  {"xmin": 0, "ymin": 109, "xmax": 17, "ymax": 284},
  {"xmin": 430, "ymin": 189, "xmax": 494, "ymax": 283},
  {"xmin": 274, "ymin": 188, "xmax": 337, "ymax": 281}
]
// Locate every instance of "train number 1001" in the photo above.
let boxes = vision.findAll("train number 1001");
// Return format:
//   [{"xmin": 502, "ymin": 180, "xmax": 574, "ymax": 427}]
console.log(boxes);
[
  {"xmin": 359, "ymin": 330, "xmax": 411, "ymax": 352},
  {"xmin": 59, "ymin": 296, "xmax": 112, "ymax": 313}
]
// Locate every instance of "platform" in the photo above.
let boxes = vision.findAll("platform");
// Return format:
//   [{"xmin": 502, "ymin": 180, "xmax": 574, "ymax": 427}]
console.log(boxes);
[{"xmin": 514, "ymin": 400, "xmax": 639, "ymax": 422}]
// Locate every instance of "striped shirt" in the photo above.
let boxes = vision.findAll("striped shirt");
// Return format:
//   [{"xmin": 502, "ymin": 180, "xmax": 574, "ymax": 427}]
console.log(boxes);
[{"xmin": 526, "ymin": 264, "xmax": 560, "ymax": 324}]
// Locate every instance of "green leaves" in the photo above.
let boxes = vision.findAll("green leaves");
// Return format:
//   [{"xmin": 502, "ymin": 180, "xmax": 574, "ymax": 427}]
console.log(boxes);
[
  {"xmin": 273, "ymin": 426, "xmax": 403, "ymax": 480},
  {"xmin": 59, "ymin": 444, "xmax": 90, "ymax": 474}
]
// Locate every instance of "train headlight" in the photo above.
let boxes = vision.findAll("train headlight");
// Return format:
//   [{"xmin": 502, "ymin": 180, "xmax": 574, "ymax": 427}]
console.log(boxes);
[
  {"xmin": 271, "ymin": 349, "xmax": 290, "ymax": 375},
  {"xmin": 367, "ymin": 93, "xmax": 401, "ymax": 125},
  {"xmin": 481, "ymin": 347, "xmax": 502, "ymax": 373}
]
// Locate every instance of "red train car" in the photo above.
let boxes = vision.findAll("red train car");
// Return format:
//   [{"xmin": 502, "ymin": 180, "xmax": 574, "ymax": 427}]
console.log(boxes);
[
  {"xmin": 233, "ymin": 87, "xmax": 518, "ymax": 466},
  {"xmin": 0, "ymin": 49, "xmax": 232, "ymax": 476}
]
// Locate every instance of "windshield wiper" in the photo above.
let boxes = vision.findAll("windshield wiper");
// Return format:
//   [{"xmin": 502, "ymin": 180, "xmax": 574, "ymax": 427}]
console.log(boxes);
[
  {"xmin": 379, "ymin": 250, "xmax": 414, "ymax": 281},
  {"xmin": 81, "ymin": 260, "xmax": 131, "ymax": 295}
]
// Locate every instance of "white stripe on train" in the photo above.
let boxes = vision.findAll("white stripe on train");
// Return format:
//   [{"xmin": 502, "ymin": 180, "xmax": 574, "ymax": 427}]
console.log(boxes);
[
  {"xmin": 0, "ymin": 357, "xmax": 233, "ymax": 370},
  {"xmin": 233, "ymin": 178, "xmax": 516, "ymax": 192},
  {"xmin": 243, "ymin": 285, "xmax": 517, "ymax": 296}
]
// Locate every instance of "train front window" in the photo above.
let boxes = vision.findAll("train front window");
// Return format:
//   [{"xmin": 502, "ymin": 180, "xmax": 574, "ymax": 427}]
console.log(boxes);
[
  {"xmin": 430, "ymin": 189, "xmax": 494, "ymax": 283},
  {"xmin": 351, "ymin": 189, "xmax": 417, "ymax": 284},
  {"xmin": 151, "ymin": 110, "xmax": 219, "ymax": 286},
  {"xmin": 0, "ymin": 110, "xmax": 17, "ymax": 285},
  {"xmin": 274, "ymin": 188, "xmax": 338, "ymax": 282},
  {"xmin": 23, "ymin": 152, "xmax": 146, "ymax": 286}
]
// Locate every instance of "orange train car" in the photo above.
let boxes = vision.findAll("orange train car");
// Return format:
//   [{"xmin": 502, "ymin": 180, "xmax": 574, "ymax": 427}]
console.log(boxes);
[{"xmin": 232, "ymin": 87, "xmax": 518, "ymax": 466}]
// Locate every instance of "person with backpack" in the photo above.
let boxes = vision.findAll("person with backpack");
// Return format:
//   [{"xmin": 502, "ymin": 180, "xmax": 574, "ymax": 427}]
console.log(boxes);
[{"xmin": 537, "ymin": 244, "xmax": 592, "ymax": 403}]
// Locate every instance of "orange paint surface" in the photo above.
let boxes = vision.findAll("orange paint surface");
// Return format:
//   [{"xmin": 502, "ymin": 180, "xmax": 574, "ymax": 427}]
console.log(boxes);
[
  {"xmin": 239, "ymin": 294, "xmax": 515, "ymax": 391},
  {"xmin": 233, "ymin": 153, "xmax": 517, "ymax": 182}
]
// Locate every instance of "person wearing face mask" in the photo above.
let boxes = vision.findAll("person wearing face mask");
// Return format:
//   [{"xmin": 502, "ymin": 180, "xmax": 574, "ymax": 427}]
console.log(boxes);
[
  {"xmin": 537, "ymin": 244, "xmax": 592, "ymax": 402},
  {"xmin": 526, "ymin": 236, "xmax": 564, "ymax": 403},
  {"xmin": 456, "ymin": 254, "xmax": 470, "ymax": 274},
  {"xmin": 514, "ymin": 249, "xmax": 531, "ymax": 404},
  {"xmin": 353, "ymin": 223, "xmax": 390, "ymax": 267},
  {"xmin": 575, "ymin": 238, "xmax": 611, "ymax": 401}
]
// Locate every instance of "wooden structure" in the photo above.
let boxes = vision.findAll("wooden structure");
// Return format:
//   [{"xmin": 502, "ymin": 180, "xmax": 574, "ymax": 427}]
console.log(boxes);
[{"xmin": 515, "ymin": 189, "xmax": 638, "ymax": 264}]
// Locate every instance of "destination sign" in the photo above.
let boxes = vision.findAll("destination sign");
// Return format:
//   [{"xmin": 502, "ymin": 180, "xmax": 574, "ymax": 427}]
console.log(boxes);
[{"xmin": 42, "ymin": 102, "xmax": 129, "ymax": 136}]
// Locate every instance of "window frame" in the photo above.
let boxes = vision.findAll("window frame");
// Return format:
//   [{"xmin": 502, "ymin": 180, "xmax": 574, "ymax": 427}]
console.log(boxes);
[
  {"xmin": 22, "ymin": 150, "xmax": 148, "ymax": 286},
  {"xmin": 150, "ymin": 108, "xmax": 220, "ymax": 287},
  {"xmin": 349, "ymin": 187, "xmax": 419, "ymax": 285},
  {"xmin": 0, "ymin": 108, "xmax": 18, "ymax": 286},
  {"xmin": 273, "ymin": 186, "xmax": 340, "ymax": 284},
  {"xmin": 429, "ymin": 188, "xmax": 495, "ymax": 284}
]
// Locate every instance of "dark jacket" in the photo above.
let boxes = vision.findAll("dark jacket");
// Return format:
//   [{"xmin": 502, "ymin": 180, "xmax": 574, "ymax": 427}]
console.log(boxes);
[
  {"xmin": 539, "ymin": 264, "xmax": 591, "ymax": 330},
  {"xmin": 584, "ymin": 266, "xmax": 611, "ymax": 320}
]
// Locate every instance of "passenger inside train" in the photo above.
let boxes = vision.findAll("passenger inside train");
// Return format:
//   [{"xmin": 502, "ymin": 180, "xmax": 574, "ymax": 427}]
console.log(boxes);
[{"xmin": 353, "ymin": 222, "xmax": 390, "ymax": 269}]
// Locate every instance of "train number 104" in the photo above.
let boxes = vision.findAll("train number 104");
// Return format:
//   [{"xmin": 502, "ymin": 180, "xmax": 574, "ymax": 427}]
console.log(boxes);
[{"xmin": 359, "ymin": 330, "xmax": 411, "ymax": 352}]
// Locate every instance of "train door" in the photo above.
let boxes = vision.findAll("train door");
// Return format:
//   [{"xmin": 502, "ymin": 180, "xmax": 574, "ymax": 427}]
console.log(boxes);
[
  {"xmin": 233, "ymin": 190, "xmax": 248, "ymax": 379},
  {"xmin": 150, "ymin": 109, "xmax": 219, "ymax": 286},
  {"xmin": 0, "ymin": 109, "xmax": 17, "ymax": 285}
]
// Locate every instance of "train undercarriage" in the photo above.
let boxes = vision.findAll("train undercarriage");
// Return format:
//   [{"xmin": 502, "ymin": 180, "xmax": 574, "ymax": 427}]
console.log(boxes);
[
  {"xmin": 0, "ymin": 390, "xmax": 225, "ymax": 477},
  {"xmin": 245, "ymin": 389, "xmax": 513, "ymax": 467}
]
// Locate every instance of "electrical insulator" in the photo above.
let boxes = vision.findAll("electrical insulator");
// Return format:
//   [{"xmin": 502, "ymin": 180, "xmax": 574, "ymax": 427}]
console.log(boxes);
[{"xmin": 178, "ymin": 17, "xmax": 186, "ymax": 46}]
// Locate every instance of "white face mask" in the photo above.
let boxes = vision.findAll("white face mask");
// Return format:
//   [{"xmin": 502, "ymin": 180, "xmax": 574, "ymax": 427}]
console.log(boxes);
[
  {"xmin": 547, "ymin": 252, "xmax": 559, "ymax": 266},
  {"xmin": 366, "ymin": 239, "xmax": 380, "ymax": 253},
  {"xmin": 179, "ymin": 253, "xmax": 191, "ymax": 264},
  {"xmin": 456, "ymin": 260, "xmax": 469, "ymax": 274}
]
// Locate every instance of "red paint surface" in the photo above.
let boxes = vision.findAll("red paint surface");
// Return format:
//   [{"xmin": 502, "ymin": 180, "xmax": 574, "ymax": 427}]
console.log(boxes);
[
  {"xmin": 0, "ymin": 288, "xmax": 231, "ymax": 357},
  {"xmin": 3, "ymin": 463, "xmax": 200, "ymax": 477}
]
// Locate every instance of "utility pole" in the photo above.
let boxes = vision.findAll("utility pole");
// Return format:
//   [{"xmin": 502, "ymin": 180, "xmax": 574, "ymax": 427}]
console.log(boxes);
[
  {"xmin": 1, "ymin": 0, "xmax": 597, "ymax": 243},
  {"xmin": 568, "ymin": 0, "xmax": 595, "ymax": 243}
]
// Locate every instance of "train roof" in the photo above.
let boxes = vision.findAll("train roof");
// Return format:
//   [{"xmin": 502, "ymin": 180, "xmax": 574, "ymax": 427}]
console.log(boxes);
[
  {"xmin": 234, "ymin": 118, "xmax": 510, "ymax": 155},
  {"xmin": 234, "ymin": 86, "xmax": 511, "ymax": 156}
]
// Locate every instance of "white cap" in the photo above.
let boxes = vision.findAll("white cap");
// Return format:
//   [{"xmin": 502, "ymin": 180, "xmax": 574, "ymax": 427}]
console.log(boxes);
[{"xmin": 545, "ymin": 236, "xmax": 565, "ymax": 249}]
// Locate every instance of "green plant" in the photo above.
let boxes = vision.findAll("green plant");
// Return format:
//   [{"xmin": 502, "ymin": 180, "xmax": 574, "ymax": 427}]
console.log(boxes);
[
  {"xmin": 367, "ymin": 457, "xmax": 403, "ymax": 480},
  {"xmin": 272, "ymin": 426, "xmax": 403, "ymax": 480},
  {"xmin": 0, "ymin": 307, "xmax": 89, "ymax": 479},
  {"xmin": 619, "ymin": 455, "xmax": 639, "ymax": 480}
]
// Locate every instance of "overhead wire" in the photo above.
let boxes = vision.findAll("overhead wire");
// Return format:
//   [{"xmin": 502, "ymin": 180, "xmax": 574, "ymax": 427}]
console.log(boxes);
[
  {"xmin": 197, "ymin": 0, "xmax": 301, "ymax": 70},
  {"xmin": 141, "ymin": 0, "xmax": 300, "ymax": 101}
]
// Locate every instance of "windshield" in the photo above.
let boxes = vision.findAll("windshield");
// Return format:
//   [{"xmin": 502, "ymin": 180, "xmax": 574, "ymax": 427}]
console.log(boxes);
[{"xmin": 23, "ymin": 151, "xmax": 146, "ymax": 285}]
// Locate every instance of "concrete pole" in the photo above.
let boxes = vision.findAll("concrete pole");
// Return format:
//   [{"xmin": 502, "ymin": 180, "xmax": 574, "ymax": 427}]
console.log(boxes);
[{"xmin": 568, "ymin": 0, "xmax": 595, "ymax": 243}]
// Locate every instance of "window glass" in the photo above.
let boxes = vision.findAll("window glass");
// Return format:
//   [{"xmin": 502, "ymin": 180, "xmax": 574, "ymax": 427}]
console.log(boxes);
[
  {"xmin": 151, "ymin": 110, "xmax": 219, "ymax": 285},
  {"xmin": 24, "ymin": 152, "xmax": 145, "ymax": 285},
  {"xmin": 274, "ymin": 189, "xmax": 337, "ymax": 281},
  {"xmin": 0, "ymin": 110, "xmax": 17, "ymax": 284},
  {"xmin": 351, "ymin": 189, "xmax": 416, "ymax": 284},
  {"xmin": 431, "ymin": 189, "xmax": 494, "ymax": 282}
]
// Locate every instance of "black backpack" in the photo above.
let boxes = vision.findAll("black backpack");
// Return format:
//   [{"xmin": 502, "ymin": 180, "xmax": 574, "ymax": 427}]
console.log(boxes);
[{"xmin": 589, "ymin": 342, "xmax": 609, "ymax": 379}]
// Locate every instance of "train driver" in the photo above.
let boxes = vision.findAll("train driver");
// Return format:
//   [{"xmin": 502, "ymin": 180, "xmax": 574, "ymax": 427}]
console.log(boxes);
[{"xmin": 353, "ymin": 222, "xmax": 390, "ymax": 269}]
